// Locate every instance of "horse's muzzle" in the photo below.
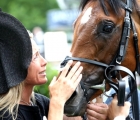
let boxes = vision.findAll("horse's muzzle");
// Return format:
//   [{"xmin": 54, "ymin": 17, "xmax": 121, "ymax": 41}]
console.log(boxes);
[{"xmin": 64, "ymin": 84, "xmax": 87, "ymax": 116}]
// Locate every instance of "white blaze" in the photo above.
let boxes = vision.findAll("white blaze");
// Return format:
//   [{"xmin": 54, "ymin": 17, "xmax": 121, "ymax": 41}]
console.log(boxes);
[{"xmin": 81, "ymin": 7, "xmax": 92, "ymax": 24}]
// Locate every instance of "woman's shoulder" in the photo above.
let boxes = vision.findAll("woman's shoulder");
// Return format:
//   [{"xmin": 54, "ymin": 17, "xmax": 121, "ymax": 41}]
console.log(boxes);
[
  {"xmin": 34, "ymin": 93, "xmax": 50, "ymax": 116},
  {"xmin": 35, "ymin": 92, "xmax": 50, "ymax": 103},
  {"xmin": 34, "ymin": 92, "xmax": 50, "ymax": 107}
]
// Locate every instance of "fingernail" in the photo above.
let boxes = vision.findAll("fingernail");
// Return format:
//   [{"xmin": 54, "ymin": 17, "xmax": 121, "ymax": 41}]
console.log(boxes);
[
  {"xmin": 76, "ymin": 61, "xmax": 81, "ymax": 65},
  {"xmin": 80, "ymin": 66, "xmax": 83, "ymax": 70}
]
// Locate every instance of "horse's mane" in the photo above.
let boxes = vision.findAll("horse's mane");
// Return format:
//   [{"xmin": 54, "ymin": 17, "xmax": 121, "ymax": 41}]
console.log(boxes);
[{"xmin": 80, "ymin": 0, "xmax": 139, "ymax": 15}]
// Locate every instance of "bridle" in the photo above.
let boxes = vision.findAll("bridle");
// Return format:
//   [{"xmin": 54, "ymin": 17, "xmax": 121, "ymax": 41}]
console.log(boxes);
[{"xmin": 61, "ymin": 0, "xmax": 139, "ymax": 119}]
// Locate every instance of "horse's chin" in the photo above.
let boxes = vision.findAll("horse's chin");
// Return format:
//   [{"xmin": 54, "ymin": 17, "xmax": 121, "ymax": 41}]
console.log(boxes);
[{"xmin": 64, "ymin": 83, "xmax": 98, "ymax": 116}]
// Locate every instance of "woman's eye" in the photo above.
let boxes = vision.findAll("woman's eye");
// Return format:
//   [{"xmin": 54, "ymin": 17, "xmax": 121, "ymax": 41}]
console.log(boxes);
[
  {"xmin": 34, "ymin": 55, "xmax": 38, "ymax": 59},
  {"xmin": 33, "ymin": 54, "xmax": 39, "ymax": 60}
]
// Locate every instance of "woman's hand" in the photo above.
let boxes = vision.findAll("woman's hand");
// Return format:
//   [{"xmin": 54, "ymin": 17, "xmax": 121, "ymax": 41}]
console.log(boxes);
[
  {"xmin": 48, "ymin": 61, "xmax": 83, "ymax": 120},
  {"xmin": 49, "ymin": 60, "xmax": 83, "ymax": 104}
]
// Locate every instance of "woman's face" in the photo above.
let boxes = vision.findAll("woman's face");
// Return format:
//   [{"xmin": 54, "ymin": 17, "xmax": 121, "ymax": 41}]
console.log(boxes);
[{"xmin": 25, "ymin": 40, "xmax": 47, "ymax": 85}]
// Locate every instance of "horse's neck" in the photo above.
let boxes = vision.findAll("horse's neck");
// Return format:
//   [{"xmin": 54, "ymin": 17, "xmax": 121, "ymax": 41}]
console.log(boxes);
[
  {"xmin": 131, "ymin": 2, "xmax": 140, "ymax": 51},
  {"xmin": 121, "ymin": 4, "xmax": 140, "ymax": 72},
  {"xmin": 136, "ymin": 0, "xmax": 140, "ymax": 22}
]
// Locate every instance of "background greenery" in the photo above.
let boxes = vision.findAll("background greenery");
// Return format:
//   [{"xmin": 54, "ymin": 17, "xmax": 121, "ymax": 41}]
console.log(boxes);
[
  {"xmin": 0, "ymin": 0, "xmax": 59, "ymax": 31},
  {"xmin": 0, "ymin": 0, "xmax": 60, "ymax": 98}
]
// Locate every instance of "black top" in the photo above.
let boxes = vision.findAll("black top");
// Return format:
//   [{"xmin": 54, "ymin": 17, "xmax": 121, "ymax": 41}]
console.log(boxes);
[{"xmin": 0, "ymin": 93, "xmax": 50, "ymax": 120}]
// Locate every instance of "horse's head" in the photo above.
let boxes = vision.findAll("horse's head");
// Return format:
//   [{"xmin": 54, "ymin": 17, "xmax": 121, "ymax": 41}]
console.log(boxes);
[{"xmin": 62, "ymin": 0, "xmax": 140, "ymax": 116}]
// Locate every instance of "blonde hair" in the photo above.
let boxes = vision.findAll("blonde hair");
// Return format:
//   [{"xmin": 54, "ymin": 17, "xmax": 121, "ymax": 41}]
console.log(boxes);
[
  {"xmin": 0, "ymin": 82, "xmax": 23, "ymax": 120},
  {"xmin": 0, "ymin": 82, "xmax": 36, "ymax": 120}
]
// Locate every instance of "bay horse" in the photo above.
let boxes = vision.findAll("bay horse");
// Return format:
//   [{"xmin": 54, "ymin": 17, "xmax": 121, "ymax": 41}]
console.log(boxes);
[{"xmin": 61, "ymin": 0, "xmax": 140, "ymax": 119}]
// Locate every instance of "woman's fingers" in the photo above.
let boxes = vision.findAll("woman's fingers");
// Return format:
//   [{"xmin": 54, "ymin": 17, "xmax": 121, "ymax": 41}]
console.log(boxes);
[
  {"xmin": 58, "ymin": 61, "xmax": 83, "ymax": 88},
  {"xmin": 71, "ymin": 66, "xmax": 83, "ymax": 83},
  {"xmin": 59, "ymin": 60, "xmax": 73, "ymax": 78},
  {"xmin": 49, "ymin": 76, "xmax": 57, "ymax": 86},
  {"xmin": 74, "ymin": 74, "xmax": 82, "ymax": 87},
  {"xmin": 66, "ymin": 61, "xmax": 81, "ymax": 79},
  {"xmin": 59, "ymin": 61, "xmax": 82, "ymax": 82}
]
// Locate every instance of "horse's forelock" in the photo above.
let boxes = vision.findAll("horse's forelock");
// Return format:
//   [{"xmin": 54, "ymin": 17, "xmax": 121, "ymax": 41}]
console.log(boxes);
[
  {"xmin": 80, "ymin": 0, "xmax": 139, "ymax": 16},
  {"xmin": 79, "ymin": 0, "xmax": 90, "ymax": 10}
]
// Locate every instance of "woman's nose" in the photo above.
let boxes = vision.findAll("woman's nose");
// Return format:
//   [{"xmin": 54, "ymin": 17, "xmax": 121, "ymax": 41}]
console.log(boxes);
[{"xmin": 41, "ymin": 55, "xmax": 47, "ymax": 66}]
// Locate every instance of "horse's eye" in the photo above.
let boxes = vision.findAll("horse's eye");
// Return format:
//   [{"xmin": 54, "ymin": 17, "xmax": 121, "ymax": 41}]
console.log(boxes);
[
  {"xmin": 97, "ymin": 21, "xmax": 115, "ymax": 34},
  {"xmin": 103, "ymin": 25, "xmax": 114, "ymax": 33}
]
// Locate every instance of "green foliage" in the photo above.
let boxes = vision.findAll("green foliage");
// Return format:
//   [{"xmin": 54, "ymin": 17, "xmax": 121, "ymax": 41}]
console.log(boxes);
[
  {"xmin": 0, "ymin": 0, "xmax": 59, "ymax": 31},
  {"xmin": 34, "ymin": 62, "xmax": 59, "ymax": 98}
]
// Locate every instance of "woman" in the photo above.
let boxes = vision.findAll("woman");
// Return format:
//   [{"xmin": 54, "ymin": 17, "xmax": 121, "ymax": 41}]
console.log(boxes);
[
  {"xmin": 0, "ymin": 29, "xmax": 83, "ymax": 120},
  {"xmin": 0, "ymin": 11, "xmax": 93, "ymax": 119}
]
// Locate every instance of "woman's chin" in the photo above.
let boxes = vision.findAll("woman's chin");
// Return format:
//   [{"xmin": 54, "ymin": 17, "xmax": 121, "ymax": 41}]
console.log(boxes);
[{"xmin": 38, "ymin": 78, "xmax": 48, "ymax": 85}]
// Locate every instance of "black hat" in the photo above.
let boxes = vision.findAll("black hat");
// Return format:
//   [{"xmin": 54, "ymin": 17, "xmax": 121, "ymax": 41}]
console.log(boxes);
[{"xmin": 0, "ymin": 10, "xmax": 32, "ymax": 94}]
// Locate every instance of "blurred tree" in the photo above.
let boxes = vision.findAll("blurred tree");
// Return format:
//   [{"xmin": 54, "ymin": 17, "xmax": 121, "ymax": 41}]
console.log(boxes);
[
  {"xmin": 0, "ymin": 0, "xmax": 59, "ymax": 31},
  {"xmin": 0, "ymin": 0, "xmax": 60, "ymax": 98}
]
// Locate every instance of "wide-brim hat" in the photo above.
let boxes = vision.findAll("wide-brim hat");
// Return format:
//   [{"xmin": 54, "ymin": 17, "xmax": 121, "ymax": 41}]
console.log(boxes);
[{"xmin": 0, "ymin": 10, "xmax": 32, "ymax": 94}]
